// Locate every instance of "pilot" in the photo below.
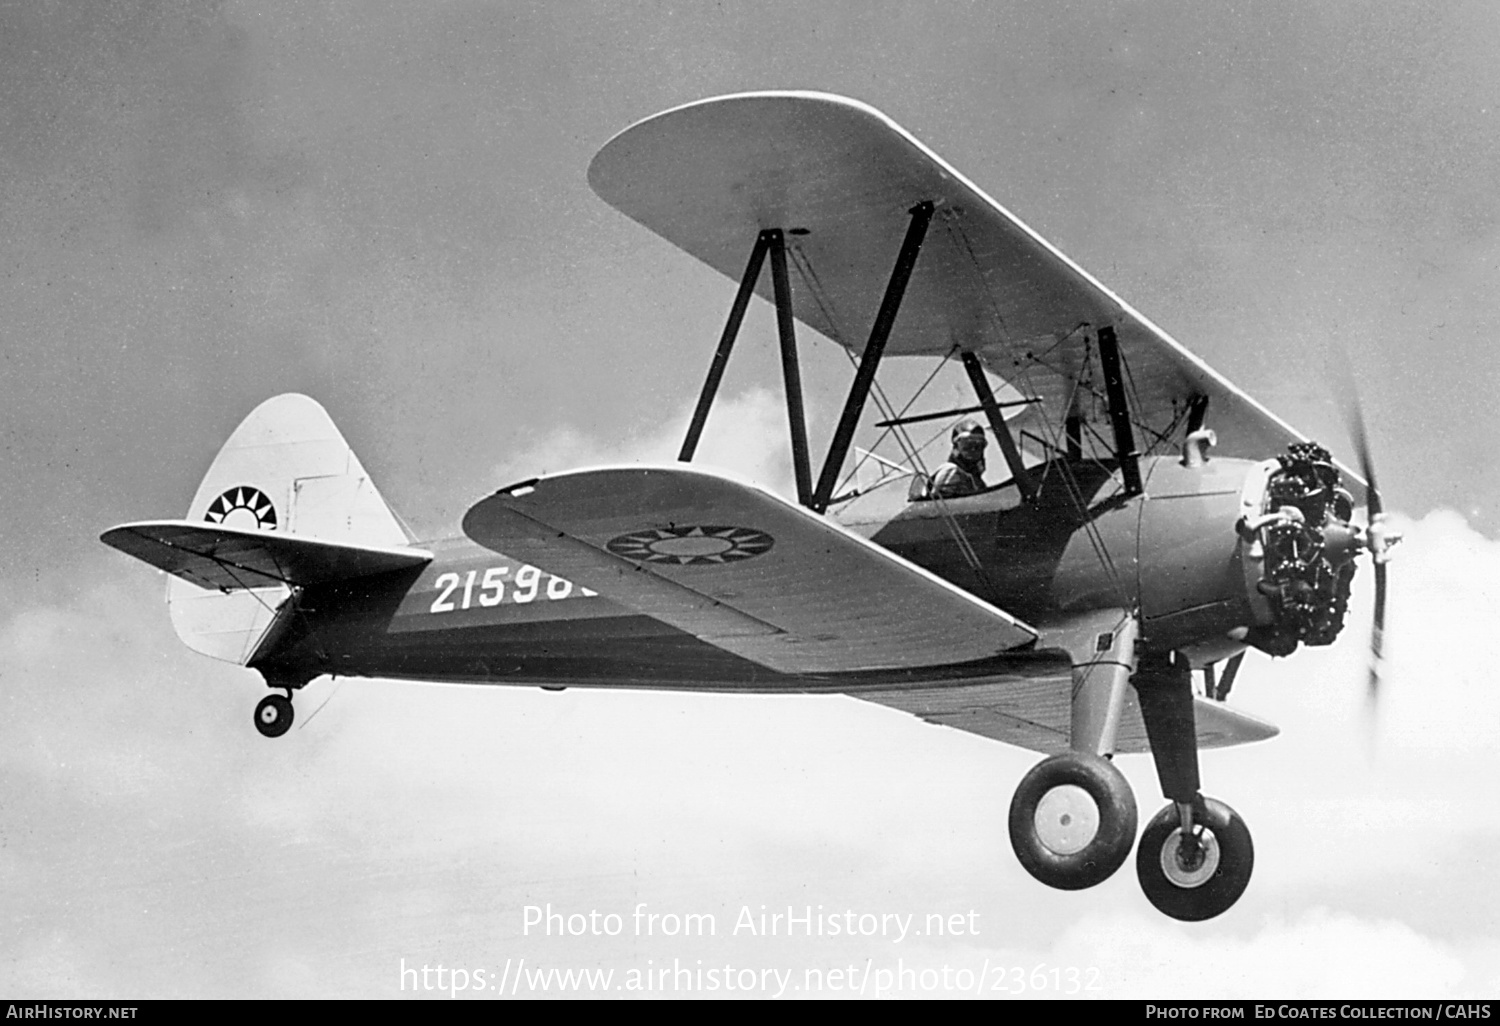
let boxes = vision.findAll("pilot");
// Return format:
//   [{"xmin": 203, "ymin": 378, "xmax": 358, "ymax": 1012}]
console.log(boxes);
[{"xmin": 930, "ymin": 420, "xmax": 988, "ymax": 498}]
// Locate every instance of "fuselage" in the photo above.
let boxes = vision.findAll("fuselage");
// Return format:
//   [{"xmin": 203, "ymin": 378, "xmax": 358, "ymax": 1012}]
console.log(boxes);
[
  {"xmin": 840, "ymin": 454, "xmax": 1262, "ymax": 663},
  {"xmin": 251, "ymin": 454, "xmax": 1276, "ymax": 692}
]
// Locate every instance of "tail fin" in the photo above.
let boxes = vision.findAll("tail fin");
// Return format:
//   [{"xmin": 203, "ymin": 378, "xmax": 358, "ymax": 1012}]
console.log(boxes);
[
  {"xmin": 167, "ymin": 393, "xmax": 409, "ymax": 665},
  {"xmin": 185, "ymin": 393, "xmax": 409, "ymax": 547}
]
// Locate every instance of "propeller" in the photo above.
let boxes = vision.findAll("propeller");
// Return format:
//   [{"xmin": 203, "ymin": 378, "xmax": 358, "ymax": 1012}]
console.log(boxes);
[{"xmin": 1337, "ymin": 377, "xmax": 1401, "ymax": 706}]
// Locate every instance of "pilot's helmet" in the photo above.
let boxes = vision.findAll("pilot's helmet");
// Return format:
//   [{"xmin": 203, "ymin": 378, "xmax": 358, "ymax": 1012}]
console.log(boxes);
[{"xmin": 951, "ymin": 419, "xmax": 987, "ymax": 452}]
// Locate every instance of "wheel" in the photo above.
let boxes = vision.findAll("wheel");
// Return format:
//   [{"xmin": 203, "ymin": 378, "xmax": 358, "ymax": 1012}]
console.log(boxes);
[
  {"xmin": 254, "ymin": 694, "xmax": 294, "ymax": 739},
  {"xmin": 1008, "ymin": 751, "xmax": 1138, "ymax": 890},
  {"xmin": 1136, "ymin": 797, "xmax": 1253, "ymax": 921}
]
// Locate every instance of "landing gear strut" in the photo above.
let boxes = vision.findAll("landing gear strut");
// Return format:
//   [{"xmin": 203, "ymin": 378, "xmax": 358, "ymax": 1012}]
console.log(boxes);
[
  {"xmin": 1133, "ymin": 650, "xmax": 1254, "ymax": 921},
  {"xmin": 254, "ymin": 692, "xmax": 294, "ymax": 738},
  {"xmin": 1010, "ymin": 614, "xmax": 1139, "ymax": 890},
  {"xmin": 1009, "ymin": 634, "xmax": 1258, "ymax": 920}
]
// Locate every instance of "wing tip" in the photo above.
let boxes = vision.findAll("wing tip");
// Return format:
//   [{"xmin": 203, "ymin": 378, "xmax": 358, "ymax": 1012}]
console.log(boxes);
[
  {"xmin": 588, "ymin": 90, "xmax": 898, "ymax": 200},
  {"xmin": 1193, "ymin": 696, "xmax": 1281, "ymax": 749}
]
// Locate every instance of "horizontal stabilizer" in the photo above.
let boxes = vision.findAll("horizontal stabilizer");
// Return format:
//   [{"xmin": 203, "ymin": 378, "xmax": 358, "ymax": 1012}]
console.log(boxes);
[
  {"xmin": 101, "ymin": 520, "xmax": 432, "ymax": 591},
  {"xmin": 463, "ymin": 466, "xmax": 1038, "ymax": 675}
]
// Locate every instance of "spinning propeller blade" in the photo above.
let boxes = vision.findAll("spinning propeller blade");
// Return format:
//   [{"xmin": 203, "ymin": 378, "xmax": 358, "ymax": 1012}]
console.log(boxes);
[
  {"xmin": 1333, "ymin": 363, "xmax": 1398, "ymax": 709},
  {"xmin": 1348, "ymin": 400, "xmax": 1385, "ymax": 702}
]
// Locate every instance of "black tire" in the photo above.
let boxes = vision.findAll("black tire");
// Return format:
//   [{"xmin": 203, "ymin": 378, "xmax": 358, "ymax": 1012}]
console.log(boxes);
[
  {"xmin": 1008, "ymin": 752, "xmax": 1138, "ymax": 891},
  {"xmin": 1136, "ymin": 797, "xmax": 1253, "ymax": 921},
  {"xmin": 254, "ymin": 694, "xmax": 294, "ymax": 739}
]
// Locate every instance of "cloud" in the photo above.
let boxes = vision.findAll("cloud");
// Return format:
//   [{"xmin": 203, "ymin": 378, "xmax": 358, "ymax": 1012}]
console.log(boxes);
[
  {"xmin": 8, "ymin": 0, "xmax": 1500, "ymax": 1000},
  {"xmin": 489, "ymin": 386, "xmax": 801, "ymax": 499},
  {"xmin": 6, "ymin": 494, "xmax": 1500, "ymax": 996},
  {"xmin": 842, "ymin": 907, "xmax": 1497, "ymax": 999},
  {"xmin": 1031, "ymin": 909, "xmax": 1494, "ymax": 999}
]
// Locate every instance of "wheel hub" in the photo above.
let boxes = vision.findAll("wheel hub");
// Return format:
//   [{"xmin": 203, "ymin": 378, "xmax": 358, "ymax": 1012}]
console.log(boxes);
[
  {"xmin": 1160, "ymin": 827, "xmax": 1221, "ymax": 888},
  {"xmin": 1033, "ymin": 784, "xmax": 1101, "ymax": 856}
]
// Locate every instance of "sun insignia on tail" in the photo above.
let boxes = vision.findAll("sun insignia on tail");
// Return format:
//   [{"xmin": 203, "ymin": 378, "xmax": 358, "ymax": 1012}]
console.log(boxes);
[{"xmin": 204, "ymin": 486, "xmax": 278, "ymax": 531}]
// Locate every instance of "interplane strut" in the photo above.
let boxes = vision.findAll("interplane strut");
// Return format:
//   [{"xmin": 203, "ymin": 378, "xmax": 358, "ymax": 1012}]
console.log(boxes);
[
  {"xmin": 678, "ymin": 233, "xmax": 770, "ymax": 463},
  {"xmin": 678, "ymin": 204, "xmax": 943, "ymax": 512},
  {"xmin": 766, "ymin": 230, "xmax": 814, "ymax": 506},
  {"xmin": 809, "ymin": 201, "xmax": 934, "ymax": 512}
]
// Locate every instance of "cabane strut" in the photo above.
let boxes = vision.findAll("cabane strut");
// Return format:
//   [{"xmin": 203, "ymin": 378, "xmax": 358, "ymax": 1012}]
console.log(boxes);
[
  {"xmin": 1097, "ymin": 325, "xmax": 1144, "ymax": 496},
  {"xmin": 960, "ymin": 351, "xmax": 1037, "ymax": 503}
]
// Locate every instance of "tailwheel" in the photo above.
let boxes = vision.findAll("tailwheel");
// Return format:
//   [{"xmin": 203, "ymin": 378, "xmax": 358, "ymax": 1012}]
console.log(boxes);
[
  {"xmin": 1136, "ymin": 797, "xmax": 1253, "ymax": 921},
  {"xmin": 254, "ymin": 693, "xmax": 294, "ymax": 739},
  {"xmin": 1009, "ymin": 752, "xmax": 1137, "ymax": 890}
]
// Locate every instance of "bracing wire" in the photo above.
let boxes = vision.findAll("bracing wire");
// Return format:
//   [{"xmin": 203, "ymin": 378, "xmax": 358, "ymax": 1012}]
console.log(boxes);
[
  {"xmin": 834, "ymin": 347, "xmax": 955, "ymax": 496},
  {"xmin": 942, "ymin": 218, "xmax": 1135, "ymax": 610},
  {"xmin": 298, "ymin": 678, "xmax": 345, "ymax": 730},
  {"xmin": 786, "ymin": 242, "xmax": 1007, "ymax": 603}
]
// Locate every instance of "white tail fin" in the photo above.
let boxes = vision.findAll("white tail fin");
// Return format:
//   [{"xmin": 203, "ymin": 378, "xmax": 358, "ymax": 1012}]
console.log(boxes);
[{"xmin": 169, "ymin": 393, "xmax": 408, "ymax": 665}]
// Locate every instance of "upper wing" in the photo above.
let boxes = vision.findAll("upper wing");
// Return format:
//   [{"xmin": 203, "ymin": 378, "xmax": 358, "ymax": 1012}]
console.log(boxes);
[
  {"xmin": 462, "ymin": 465, "xmax": 1038, "ymax": 675},
  {"xmin": 101, "ymin": 520, "xmax": 432, "ymax": 590},
  {"xmin": 589, "ymin": 91, "xmax": 1330, "ymax": 471}
]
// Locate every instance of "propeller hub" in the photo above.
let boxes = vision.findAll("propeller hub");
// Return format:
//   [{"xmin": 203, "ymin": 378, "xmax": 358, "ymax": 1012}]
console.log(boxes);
[{"xmin": 1320, "ymin": 521, "xmax": 1362, "ymax": 564}]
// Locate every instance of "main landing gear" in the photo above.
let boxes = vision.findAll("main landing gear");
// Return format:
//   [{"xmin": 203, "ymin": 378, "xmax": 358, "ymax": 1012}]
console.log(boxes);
[
  {"xmin": 1135, "ymin": 797, "xmax": 1253, "ymax": 922},
  {"xmin": 1007, "ymin": 642, "xmax": 1255, "ymax": 921},
  {"xmin": 1008, "ymin": 751, "xmax": 1136, "ymax": 890},
  {"xmin": 254, "ymin": 690, "xmax": 295, "ymax": 738}
]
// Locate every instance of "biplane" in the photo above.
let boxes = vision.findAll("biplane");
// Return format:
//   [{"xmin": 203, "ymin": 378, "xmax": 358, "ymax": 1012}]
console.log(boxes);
[{"xmin": 101, "ymin": 92, "xmax": 1398, "ymax": 922}]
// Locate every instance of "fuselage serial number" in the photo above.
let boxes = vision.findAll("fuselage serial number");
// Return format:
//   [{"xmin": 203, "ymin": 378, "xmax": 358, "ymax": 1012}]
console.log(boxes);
[{"xmin": 429, "ymin": 565, "xmax": 597, "ymax": 613}]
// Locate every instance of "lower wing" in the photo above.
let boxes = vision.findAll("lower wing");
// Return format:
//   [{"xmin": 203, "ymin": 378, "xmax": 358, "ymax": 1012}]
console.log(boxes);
[{"xmin": 462, "ymin": 465, "xmax": 1038, "ymax": 676}]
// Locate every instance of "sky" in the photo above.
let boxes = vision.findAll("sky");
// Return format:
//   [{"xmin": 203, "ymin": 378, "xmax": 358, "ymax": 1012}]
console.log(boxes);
[{"xmin": 3, "ymin": 0, "xmax": 1499, "ymax": 999}]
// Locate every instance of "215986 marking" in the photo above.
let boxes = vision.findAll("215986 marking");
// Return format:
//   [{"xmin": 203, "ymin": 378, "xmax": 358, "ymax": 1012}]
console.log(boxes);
[{"xmin": 429, "ymin": 566, "xmax": 597, "ymax": 613}]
